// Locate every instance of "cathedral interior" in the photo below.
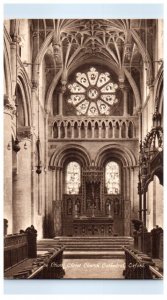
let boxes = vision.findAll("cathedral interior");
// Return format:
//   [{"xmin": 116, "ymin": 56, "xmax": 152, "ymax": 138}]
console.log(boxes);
[{"xmin": 4, "ymin": 19, "xmax": 163, "ymax": 279}]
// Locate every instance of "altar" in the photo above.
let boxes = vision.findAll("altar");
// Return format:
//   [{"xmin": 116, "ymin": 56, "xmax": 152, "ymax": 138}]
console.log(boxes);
[
  {"xmin": 62, "ymin": 165, "xmax": 123, "ymax": 236},
  {"xmin": 73, "ymin": 216, "xmax": 113, "ymax": 236}
]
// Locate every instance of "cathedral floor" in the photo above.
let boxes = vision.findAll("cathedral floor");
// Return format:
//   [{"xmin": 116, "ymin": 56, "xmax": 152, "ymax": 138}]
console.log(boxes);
[{"xmin": 62, "ymin": 258, "xmax": 125, "ymax": 279}]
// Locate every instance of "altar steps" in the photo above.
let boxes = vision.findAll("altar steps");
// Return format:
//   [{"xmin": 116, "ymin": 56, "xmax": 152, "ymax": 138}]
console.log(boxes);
[
  {"xmin": 54, "ymin": 236, "xmax": 134, "ymax": 258},
  {"xmin": 38, "ymin": 237, "xmax": 133, "ymax": 258}
]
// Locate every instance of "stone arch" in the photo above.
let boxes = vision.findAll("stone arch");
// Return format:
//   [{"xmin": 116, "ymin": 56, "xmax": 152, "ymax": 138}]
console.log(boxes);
[
  {"xmin": 128, "ymin": 121, "xmax": 134, "ymax": 138},
  {"xmin": 4, "ymin": 39, "xmax": 12, "ymax": 99},
  {"xmin": 95, "ymin": 143, "xmax": 137, "ymax": 168},
  {"xmin": 67, "ymin": 58, "xmax": 141, "ymax": 112},
  {"xmin": 124, "ymin": 67, "xmax": 141, "ymax": 112},
  {"xmin": 49, "ymin": 144, "xmax": 91, "ymax": 169},
  {"xmin": 95, "ymin": 143, "xmax": 137, "ymax": 236},
  {"xmin": 87, "ymin": 121, "xmax": 92, "ymax": 138},
  {"xmin": 16, "ymin": 78, "xmax": 30, "ymax": 126},
  {"xmin": 17, "ymin": 67, "xmax": 32, "ymax": 126}
]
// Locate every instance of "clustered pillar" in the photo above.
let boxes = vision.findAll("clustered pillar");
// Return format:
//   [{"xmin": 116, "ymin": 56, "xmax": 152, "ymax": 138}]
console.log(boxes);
[
  {"xmin": 13, "ymin": 133, "xmax": 32, "ymax": 233},
  {"xmin": 4, "ymin": 98, "xmax": 15, "ymax": 234}
]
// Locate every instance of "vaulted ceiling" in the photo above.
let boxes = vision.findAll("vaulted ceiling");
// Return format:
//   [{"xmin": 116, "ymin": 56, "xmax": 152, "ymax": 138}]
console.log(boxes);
[
  {"xmin": 32, "ymin": 19, "xmax": 154, "ymax": 71},
  {"xmin": 30, "ymin": 19, "xmax": 155, "ymax": 111}
]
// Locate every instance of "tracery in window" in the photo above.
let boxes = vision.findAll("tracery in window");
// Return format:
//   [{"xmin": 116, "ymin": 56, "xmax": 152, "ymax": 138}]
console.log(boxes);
[
  {"xmin": 67, "ymin": 67, "xmax": 118, "ymax": 116},
  {"xmin": 66, "ymin": 162, "xmax": 81, "ymax": 194},
  {"xmin": 105, "ymin": 162, "xmax": 120, "ymax": 194}
]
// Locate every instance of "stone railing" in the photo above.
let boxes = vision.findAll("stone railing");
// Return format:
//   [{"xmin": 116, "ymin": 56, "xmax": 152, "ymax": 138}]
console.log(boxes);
[{"xmin": 50, "ymin": 116, "xmax": 138, "ymax": 140}]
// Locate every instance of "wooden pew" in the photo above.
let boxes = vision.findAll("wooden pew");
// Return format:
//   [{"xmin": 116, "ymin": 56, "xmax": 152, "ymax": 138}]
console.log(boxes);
[
  {"xmin": 123, "ymin": 246, "xmax": 163, "ymax": 279},
  {"xmin": 4, "ymin": 226, "xmax": 65, "ymax": 279},
  {"xmin": 4, "ymin": 233, "xmax": 28, "ymax": 270},
  {"xmin": 29, "ymin": 246, "xmax": 65, "ymax": 279}
]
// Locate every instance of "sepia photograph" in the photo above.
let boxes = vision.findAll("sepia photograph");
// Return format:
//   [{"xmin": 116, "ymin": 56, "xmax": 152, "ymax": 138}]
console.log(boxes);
[{"xmin": 3, "ymin": 17, "xmax": 163, "ymax": 281}]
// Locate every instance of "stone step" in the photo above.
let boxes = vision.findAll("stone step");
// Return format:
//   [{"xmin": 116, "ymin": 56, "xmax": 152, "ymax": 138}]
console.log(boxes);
[
  {"xmin": 59, "ymin": 243, "xmax": 129, "ymax": 248},
  {"xmin": 54, "ymin": 241, "xmax": 133, "ymax": 244},
  {"xmin": 63, "ymin": 251, "xmax": 125, "ymax": 259},
  {"xmin": 37, "ymin": 237, "xmax": 133, "ymax": 256},
  {"xmin": 55, "ymin": 240, "xmax": 133, "ymax": 244},
  {"xmin": 54, "ymin": 236, "xmax": 133, "ymax": 240},
  {"xmin": 38, "ymin": 242, "xmax": 133, "ymax": 245},
  {"xmin": 62, "ymin": 247, "xmax": 122, "ymax": 251},
  {"xmin": 52, "ymin": 241, "xmax": 133, "ymax": 245}
]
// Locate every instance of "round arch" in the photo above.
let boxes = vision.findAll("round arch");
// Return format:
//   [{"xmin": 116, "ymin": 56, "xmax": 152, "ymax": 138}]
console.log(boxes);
[
  {"xmin": 49, "ymin": 144, "xmax": 91, "ymax": 168},
  {"xmin": 95, "ymin": 143, "xmax": 137, "ymax": 168}
]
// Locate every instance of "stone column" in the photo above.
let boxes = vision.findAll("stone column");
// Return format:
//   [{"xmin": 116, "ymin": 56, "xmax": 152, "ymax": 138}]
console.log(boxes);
[
  {"xmin": 12, "ymin": 128, "xmax": 32, "ymax": 233},
  {"xmin": 105, "ymin": 124, "xmax": 109, "ymax": 138},
  {"xmin": 123, "ymin": 86, "xmax": 129, "ymax": 116},
  {"xmin": 78, "ymin": 124, "xmax": 81, "ymax": 139},
  {"xmin": 54, "ymin": 167, "xmax": 62, "ymax": 236},
  {"xmin": 126, "ymin": 121, "xmax": 129, "ymax": 138},
  {"xmin": 4, "ymin": 98, "xmax": 15, "ymax": 234},
  {"xmin": 113, "ymin": 122, "xmax": 116, "ymax": 138},
  {"xmin": 47, "ymin": 166, "xmax": 56, "ymax": 237},
  {"xmin": 58, "ymin": 81, "xmax": 66, "ymax": 116},
  {"xmin": 71, "ymin": 123, "xmax": 74, "ymax": 139},
  {"xmin": 57, "ymin": 123, "xmax": 61, "ymax": 138},
  {"xmin": 123, "ymin": 166, "xmax": 131, "ymax": 236},
  {"xmin": 30, "ymin": 80, "xmax": 38, "ymax": 225},
  {"xmin": 64, "ymin": 121, "xmax": 68, "ymax": 138},
  {"xmin": 58, "ymin": 92, "xmax": 63, "ymax": 116},
  {"xmin": 10, "ymin": 39, "xmax": 17, "ymax": 96},
  {"xmin": 99, "ymin": 126, "xmax": 102, "ymax": 139},
  {"xmin": 44, "ymin": 110, "xmax": 49, "ymax": 235},
  {"xmin": 85, "ymin": 124, "xmax": 88, "ymax": 139},
  {"xmin": 119, "ymin": 122, "xmax": 122, "ymax": 138}
]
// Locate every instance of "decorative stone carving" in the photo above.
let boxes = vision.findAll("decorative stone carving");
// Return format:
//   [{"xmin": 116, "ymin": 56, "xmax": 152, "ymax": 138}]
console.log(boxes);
[
  {"xmin": 4, "ymin": 95, "xmax": 15, "ymax": 116},
  {"xmin": 31, "ymin": 80, "xmax": 38, "ymax": 89},
  {"xmin": 67, "ymin": 67, "xmax": 119, "ymax": 116},
  {"xmin": 17, "ymin": 126, "xmax": 33, "ymax": 140},
  {"xmin": 48, "ymin": 166, "xmax": 56, "ymax": 171}
]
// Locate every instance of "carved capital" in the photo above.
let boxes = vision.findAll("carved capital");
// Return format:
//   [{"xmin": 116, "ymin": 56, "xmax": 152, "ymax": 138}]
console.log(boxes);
[
  {"xmin": 12, "ymin": 35, "xmax": 20, "ymax": 44},
  {"xmin": 17, "ymin": 126, "xmax": 33, "ymax": 140},
  {"xmin": 31, "ymin": 80, "xmax": 38, "ymax": 89},
  {"xmin": 4, "ymin": 95, "xmax": 16, "ymax": 116},
  {"xmin": 59, "ymin": 81, "xmax": 67, "ymax": 94},
  {"xmin": 48, "ymin": 166, "xmax": 56, "ymax": 171}
]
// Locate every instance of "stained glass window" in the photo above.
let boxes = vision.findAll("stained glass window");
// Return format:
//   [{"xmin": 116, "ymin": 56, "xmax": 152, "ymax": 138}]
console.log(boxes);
[
  {"xmin": 67, "ymin": 67, "xmax": 118, "ymax": 116},
  {"xmin": 66, "ymin": 162, "xmax": 81, "ymax": 194},
  {"xmin": 105, "ymin": 162, "xmax": 120, "ymax": 194}
]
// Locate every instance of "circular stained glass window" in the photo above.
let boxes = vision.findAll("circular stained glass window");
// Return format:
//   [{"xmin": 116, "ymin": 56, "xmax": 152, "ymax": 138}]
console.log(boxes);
[{"xmin": 67, "ymin": 67, "xmax": 119, "ymax": 116}]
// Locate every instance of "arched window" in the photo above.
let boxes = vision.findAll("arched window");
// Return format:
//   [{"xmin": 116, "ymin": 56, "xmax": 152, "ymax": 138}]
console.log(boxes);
[
  {"xmin": 105, "ymin": 162, "xmax": 120, "ymax": 194},
  {"xmin": 66, "ymin": 162, "xmax": 81, "ymax": 194}
]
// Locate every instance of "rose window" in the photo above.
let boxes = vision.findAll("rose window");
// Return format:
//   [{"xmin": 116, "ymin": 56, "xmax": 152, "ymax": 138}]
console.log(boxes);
[{"xmin": 67, "ymin": 67, "xmax": 119, "ymax": 116}]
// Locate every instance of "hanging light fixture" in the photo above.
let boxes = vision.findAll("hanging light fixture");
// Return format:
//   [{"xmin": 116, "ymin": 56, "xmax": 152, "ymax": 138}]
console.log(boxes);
[
  {"xmin": 13, "ymin": 24, "xmax": 21, "ymax": 153},
  {"xmin": 36, "ymin": 19, "xmax": 42, "ymax": 175}
]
